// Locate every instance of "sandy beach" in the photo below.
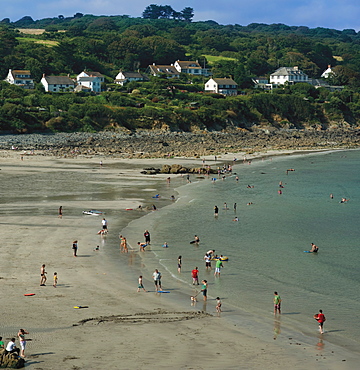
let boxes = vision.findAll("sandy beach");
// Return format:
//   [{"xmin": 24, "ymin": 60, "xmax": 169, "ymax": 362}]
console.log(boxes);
[{"xmin": 0, "ymin": 149, "xmax": 359, "ymax": 369}]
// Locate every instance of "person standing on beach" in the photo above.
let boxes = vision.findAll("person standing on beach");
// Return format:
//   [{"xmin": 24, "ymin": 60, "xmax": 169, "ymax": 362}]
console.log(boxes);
[
  {"xmin": 314, "ymin": 309, "xmax": 326, "ymax": 334},
  {"xmin": 53, "ymin": 272, "xmax": 58, "ymax": 288},
  {"xmin": 144, "ymin": 230, "xmax": 151, "ymax": 244},
  {"xmin": 177, "ymin": 256, "xmax": 182, "ymax": 273},
  {"xmin": 216, "ymin": 297, "xmax": 222, "ymax": 313},
  {"xmin": 214, "ymin": 259, "xmax": 223, "ymax": 277},
  {"xmin": 204, "ymin": 253, "xmax": 212, "ymax": 271},
  {"xmin": 137, "ymin": 276, "xmax": 147, "ymax": 292},
  {"xmin": 102, "ymin": 218, "xmax": 108, "ymax": 232},
  {"xmin": 214, "ymin": 205, "xmax": 219, "ymax": 217},
  {"xmin": 40, "ymin": 264, "xmax": 47, "ymax": 286},
  {"xmin": 274, "ymin": 292, "xmax": 281, "ymax": 314},
  {"xmin": 192, "ymin": 267, "xmax": 199, "ymax": 285},
  {"xmin": 17, "ymin": 329, "xmax": 29, "ymax": 358},
  {"xmin": 201, "ymin": 280, "xmax": 208, "ymax": 301},
  {"xmin": 58, "ymin": 206, "xmax": 62, "ymax": 218},
  {"xmin": 72, "ymin": 240, "xmax": 78, "ymax": 257},
  {"xmin": 153, "ymin": 269, "xmax": 162, "ymax": 291}
]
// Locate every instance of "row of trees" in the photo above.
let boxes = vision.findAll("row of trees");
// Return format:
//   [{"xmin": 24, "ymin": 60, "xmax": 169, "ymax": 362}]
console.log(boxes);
[{"xmin": 142, "ymin": 5, "xmax": 194, "ymax": 21}]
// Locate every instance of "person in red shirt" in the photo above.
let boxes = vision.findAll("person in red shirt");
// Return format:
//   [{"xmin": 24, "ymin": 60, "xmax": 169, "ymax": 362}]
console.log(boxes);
[
  {"xmin": 314, "ymin": 309, "xmax": 326, "ymax": 334},
  {"xmin": 192, "ymin": 267, "xmax": 199, "ymax": 285}
]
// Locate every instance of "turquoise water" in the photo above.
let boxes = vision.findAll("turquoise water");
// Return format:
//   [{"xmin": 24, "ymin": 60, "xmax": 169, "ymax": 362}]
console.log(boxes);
[{"xmin": 145, "ymin": 150, "xmax": 360, "ymax": 352}]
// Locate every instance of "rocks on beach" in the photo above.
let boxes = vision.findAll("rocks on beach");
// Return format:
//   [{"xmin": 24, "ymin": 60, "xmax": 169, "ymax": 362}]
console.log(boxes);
[{"xmin": 0, "ymin": 129, "xmax": 360, "ymax": 159}]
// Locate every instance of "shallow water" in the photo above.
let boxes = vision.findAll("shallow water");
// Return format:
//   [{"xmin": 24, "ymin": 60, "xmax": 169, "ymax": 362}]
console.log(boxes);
[{"xmin": 145, "ymin": 150, "xmax": 360, "ymax": 353}]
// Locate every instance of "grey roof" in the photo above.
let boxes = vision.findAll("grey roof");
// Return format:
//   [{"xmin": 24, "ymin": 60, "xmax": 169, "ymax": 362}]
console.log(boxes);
[
  {"xmin": 44, "ymin": 76, "xmax": 75, "ymax": 85},
  {"xmin": 212, "ymin": 78, "xmax": 237, "ymax": 86},
  {"xmin": 78, "ymin": 76, "xmax": 99, "ymax": 82},
  {"xmin": 121, "ymin": 71, "xmax": 145, "ymax": 78},
  {"xmin": 271, "ymin": 67, "xmax": 307, "ymax": 77},
  {"xmin": 149, "ymin": 65, "xmax": 179, "ymax": 75}
]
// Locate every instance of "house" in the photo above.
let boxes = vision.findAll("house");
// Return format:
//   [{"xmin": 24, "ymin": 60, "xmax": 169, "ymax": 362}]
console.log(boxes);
[
  {"xmin": 147, "ymin": 64, "xmax": 180, "ymax": 79},
  {"xmin": 174, "ymin": 60, "xmax": 210, "ymax": 76},
  {"xmin": 77, "ymin": 76, "xmax": 102, "ymax": 92},
  {"xmin": 204, "ymin": 77, "xmax": 238, "ymax": 96},
  {"xmin": 309, "ymin": 78, "xmax": 344, "ymax": 92},
  {"xmin": 114, "ymin": 71, "xmax": 148, "ymax": 85},
  {"xmin": 77, "ymin": 71, "xmax": 105, "ymax": 84},
  {"xmin": 252, "ymin": 77, "xmax": 272, "ymax": 90},
  {"xmin": 4, "ymin": 69, "xmax": 34, "ymax": 89},
  {"xmin": 270, "ymin": 66, "xmax": 308, "ymax": 85},
  {"xmin": 321, "ymin": 65, "xmax": 334, "ymax": 79},
  {"xmin": 41, "ymin": 75, "xmax": 75, "ymax": 92}
]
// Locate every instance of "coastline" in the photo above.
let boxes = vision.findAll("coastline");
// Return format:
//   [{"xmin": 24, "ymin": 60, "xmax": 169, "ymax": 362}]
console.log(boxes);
[{"xmin": 0, "ymin": 148, "xmax": 358, "ymax": 369}]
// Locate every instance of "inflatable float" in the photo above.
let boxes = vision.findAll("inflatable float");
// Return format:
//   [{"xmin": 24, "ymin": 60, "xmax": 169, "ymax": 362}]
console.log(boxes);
[
  {"xmin": 211, "ymin": 256, "xmax": 229, "ymax": 261},
  {"xmin": 82, "ymin": 210, "xmax": 104, "ymax": 216}
]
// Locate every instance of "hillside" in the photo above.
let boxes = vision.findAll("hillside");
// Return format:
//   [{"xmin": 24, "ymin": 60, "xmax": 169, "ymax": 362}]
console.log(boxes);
[{"xmin": 0, "ymin": 13, "xmax": 360, "ymax": 134}]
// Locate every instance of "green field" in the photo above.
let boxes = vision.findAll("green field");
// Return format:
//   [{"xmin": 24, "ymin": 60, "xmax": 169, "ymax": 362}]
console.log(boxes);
[
  {"xmin": 203, "ymin": 55, "xmax": 237, "ymax": 65},
  {"xmin": 17, "ymin": 37, "xmax": 58, "ymax": 47}
]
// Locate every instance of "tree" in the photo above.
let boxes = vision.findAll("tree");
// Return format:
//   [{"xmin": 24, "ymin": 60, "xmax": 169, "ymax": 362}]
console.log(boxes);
[
  {"xmin": 181, "ymin": 7, "xmax": 194, "ymax": 22},
  {"xmin": 143, "ymin": 4, "xmax": 163, "ymax": 19}
]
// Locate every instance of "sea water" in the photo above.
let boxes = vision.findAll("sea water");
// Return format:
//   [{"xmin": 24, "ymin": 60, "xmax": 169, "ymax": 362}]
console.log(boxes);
[{"xmin": 142, "ymin": 149, "xmax": 360, "ymax": 353}]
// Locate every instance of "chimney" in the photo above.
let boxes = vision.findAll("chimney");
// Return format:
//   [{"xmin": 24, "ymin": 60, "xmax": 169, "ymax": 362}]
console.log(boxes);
[
  {"xmin": 42, "ymin": 73, "xmax": 45, "ymax": 78},
  {"xmin": 294, "ymin": 66, "xmax": 299, "ymax": 71},
  {"xmin": 328, "ymin": 65, "xmax": 331, "ymax": 68}
]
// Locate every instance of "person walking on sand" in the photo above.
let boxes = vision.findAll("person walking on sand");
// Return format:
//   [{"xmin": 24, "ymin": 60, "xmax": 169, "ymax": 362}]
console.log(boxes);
[
  {"xmin": 40, "ymin": 264, "xmax": 47, "ymax": 286},
  {"xmin": 192, "ymin": 267, "xmax": 199, "ymax": 285},
  {"xmin": 144, "ymin": 230, "xmax": 151, "ymax": 244},
  {"xmin": 17, "ymin": 329, "xmax": 29, "ymax": 358},
  {"xmin": 72, "ymin": 240, "xmax": 78, "ymax": 257},
  {"xmin": 58, "ymin": 206, "xmax": 62, "ymax": 218},
  {"xmin": 274, "ymin": 291, "xmax": 282, "ymax": 314},
  {"xmin": 53, "ymin": 272, "xmax": 58, "ymax": 288},
  {"xmin": 201, "ymin": 280, "xmax": 208, "ymax": 301},
  {"xmin": 314, "ymin": 309, "xmax": 326, "ymax": 334},
  {"xmin": 214, "ymin": 205, "xmax": 219, "ymax": 217},
  {"xmin": 137, "ymin": 276, "xmax": 147, "ymax": 292},
  {"xmin": 153, "ymin": 269, "xmax": 162, "ymax": 291}
]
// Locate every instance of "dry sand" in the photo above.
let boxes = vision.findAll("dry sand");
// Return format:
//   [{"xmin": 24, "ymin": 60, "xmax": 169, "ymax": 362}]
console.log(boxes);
[{"xmin": 0, "ymin": 150, "xmax": 358, "ymax": 369}]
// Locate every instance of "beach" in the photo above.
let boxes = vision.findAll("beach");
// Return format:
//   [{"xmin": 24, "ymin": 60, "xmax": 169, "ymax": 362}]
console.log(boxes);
[{"xmin": 0, "ymin": 149, "xmax": 359, "ymax": 369}]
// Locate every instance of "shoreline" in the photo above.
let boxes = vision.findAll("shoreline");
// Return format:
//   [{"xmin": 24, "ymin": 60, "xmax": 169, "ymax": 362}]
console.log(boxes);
[{"xmin": 1, "ymin": 148, "xmax": 359, "ymax": 369}]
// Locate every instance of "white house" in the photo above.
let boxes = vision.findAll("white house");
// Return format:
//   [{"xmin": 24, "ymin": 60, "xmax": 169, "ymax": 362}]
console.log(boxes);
[
  {"xmin": 4, "ymin": 69, "xmax": 34, "ymax": 89},
  {"xmin": 270, "ymin": 66, "xmax": 308, "ymax": 85},
  {"xmin": 41, "ymin": 75, "xmax": 75, "ymax": 92},
  {"xmin": 174, "ymin": 60, "xmax": 210, "ymax": 76},
  {"xmin": 147, "ymin": 64, "xmax": 180, "ymax": 78},
  {"xmin": 77, "ymin": 76, "xmax": 102, "ymax": 92},
  {"xmin": 321, "ymin": 65, "xmax": 334, "ymax": 79},
  {"xmin": 204, "ymin": 77, "xmax": 238, "ymax": 96},
  {"xmin": 114, "ymin": 71, "xmax": 148, "ymax": 85},
  {"xmin": 77, "ymin": 71, "xmax": 104, "ymax": 84}
]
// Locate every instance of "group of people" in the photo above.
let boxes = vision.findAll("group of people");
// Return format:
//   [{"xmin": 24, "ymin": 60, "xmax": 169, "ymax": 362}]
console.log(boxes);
[
  {"xmin": 274, "ymin": 292, "xmax": 326, "ymax": 333},
  {"xmin": 40, "ymin": 264, "xmax": 58, "ymax": 288},
  {"xmin": 0, "ymin": 328, "xmax": 29, "ymax": 358}
]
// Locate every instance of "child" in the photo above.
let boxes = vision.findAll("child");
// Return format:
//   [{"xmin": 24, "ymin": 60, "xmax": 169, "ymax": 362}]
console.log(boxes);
[
  {"xmin": 162, "ymin": 242, "xmax": 169, "ymax": 248},
  {"xmin": 137, "ymin": 276, "xmax": 147, "ymax": 292},
  {"xmin": 53, "ymin": 272, "xmax": 58, "ymax": 288},
  {"xmin": 216, "ymin": 297, "xmax": 222, "ymax": 312}
]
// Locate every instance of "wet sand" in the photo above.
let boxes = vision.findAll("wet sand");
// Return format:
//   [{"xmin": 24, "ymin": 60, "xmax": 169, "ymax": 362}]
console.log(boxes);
[{"xmin": 0, "ymin": 150, "xmax": 358, "ymax": 369}]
